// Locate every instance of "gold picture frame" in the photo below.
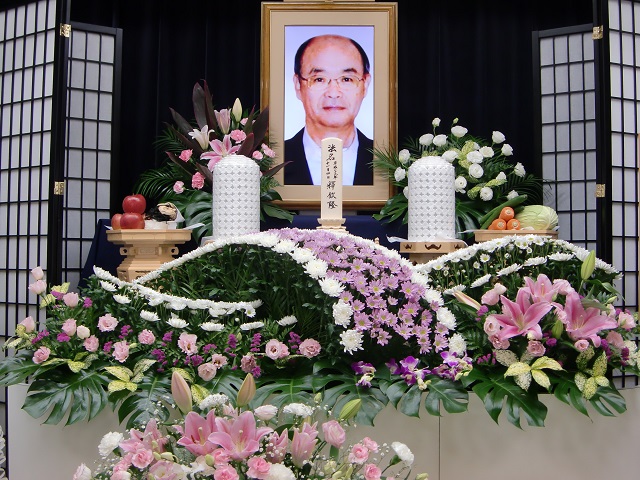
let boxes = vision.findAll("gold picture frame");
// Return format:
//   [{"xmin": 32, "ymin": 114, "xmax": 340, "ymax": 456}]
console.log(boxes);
[{"xmin": 260, "ymin": 2, "xmax": 398, "ymax": 210}]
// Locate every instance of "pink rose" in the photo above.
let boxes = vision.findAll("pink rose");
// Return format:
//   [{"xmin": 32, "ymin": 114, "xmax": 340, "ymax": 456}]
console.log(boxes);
[
  {"xmin": 84, "ymin": 335, "xmax": 99, "ymax": 352},
  {"xmin": 30, "ymin": 266, "xmax": 45, "ymax": 280},
  {"xmin": 62, "ymin": 318, "xmax": 77, "ymax": 336},
  {"xmin": 138, "ymin": 329, "xmax": 155, "ymax": 345},
  {"xmin": 489, "ymin": 334, "xmax": 510, "ymax": 350},
  {"xmin": 63, "ymin": 292, "xmax": 79, "ymax": 307},
  {"xmin": 298, "ymin": 338, "xmax": 322, "ymax": 358},
  {"xmin": 483, "ymin": 316, "xmax": 500, "ymax": 335},
  {"xmin": 362, "ymin": 437, "xmax": 378, "ymax": 452},
  {"xmin": 131, "ymin": 447, "xmax": 153, "ymax": 469},
  {"xmin": 179, "ymin": 149, "xmax": 193, "ymax": 162},
  {"xmin": 322, "ymin": 420, "xmax": 346, "ymax": 448},
  {"xmin": 197, "ymin": 362, "xmax": 218, "ymax": 381},
  {"xmin": 33, "ymin": 346, "xmax": 51, "ymax": 364},
  {"xmin": 247, "ymin": 456, "xmax": 271, "ymax": 479},
  {"xmin": 265, "ymin": 339, "xmax": 289, "ymax": 360},
  {"xmin": 173, "ymin": 181, "xmax": 185, "ymax": 194},
  {"xmin": 364, "ymin": 463, "xmax": 382, "ymax": 480},
  {"xmin": 192, "ymin": 172, "xmax": 205, "ymax": 190},
  {"xmin": 574, "ymin": 339, "xmax": 590, "ymax": 351},
  {"xmin": 526, "ymin": 340, "xmax": 545, "ymax": 357},
  {"xmin": 178, "ymin": 332, "xmax": 198, "ymax": 355},
  {"xmin": 76, "ymin": 325, "xmax": 90, "ymax": 339},
  {"xmin": 348, "ymin": 443, "xmax": 370, "ymax": 464},
  {"xmin": 606, "ymin": 331, "xmax": 625, "ymax": 349},
  {"xmin": 113, "ymin": 341, "xmax": 130, "ymax": 363},
  {"xmin": 19, "ymin": 316, "xmax": 36, "ymax": 333},
  {"xmin": 28, "ymin": 279, "xmax": 47, "ymax": 295},
  {"xmin": 214, "ymin": 464, "xmax": 239, "ymax": 480},
  {"xmin": 98, "ymin": 313, "xmax": 118, "ymax": 332}
]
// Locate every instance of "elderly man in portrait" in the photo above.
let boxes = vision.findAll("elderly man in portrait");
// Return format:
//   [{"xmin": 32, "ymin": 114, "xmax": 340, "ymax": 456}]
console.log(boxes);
[{"xmin": 284, "ymin": 34, "xmax": 374, "ymax": 186}]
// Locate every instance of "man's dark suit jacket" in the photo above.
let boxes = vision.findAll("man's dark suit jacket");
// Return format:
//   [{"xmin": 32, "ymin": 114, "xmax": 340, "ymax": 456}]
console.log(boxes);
[{"xmin": 284, "ymin": 128, "xmax": 374, "ymax": 185}]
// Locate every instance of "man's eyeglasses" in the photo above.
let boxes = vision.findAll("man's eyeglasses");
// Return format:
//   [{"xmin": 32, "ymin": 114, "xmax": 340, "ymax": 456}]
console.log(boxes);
[{"xmin": 298, "ymin": 74, "xmax": 364, "ymax": 92}]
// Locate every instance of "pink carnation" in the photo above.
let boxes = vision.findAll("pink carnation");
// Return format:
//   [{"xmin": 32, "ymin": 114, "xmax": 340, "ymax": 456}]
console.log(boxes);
[
  {"xmin": 173, "ymin": 180, "xmax": 185, "ymax": 194},
  {"xmin": 348, "ymin": 443, "xmax": 370, "ymax": 464},
  {"xmin": 364, "ymin": 463, "xmax": 382, "ymax": 480},
  {"xmin": 214, "ymin": 464, "xmax": 239, "ymax": 480},
  {"xmin": 197, "ymin": 362, "xmax": 218, "ymax": 381},
  {"xmin": 131, "ymin": 447, "xmax": 153, "ymax": 469},
  {"xmin": 192, "ymin": 172, "xmax": 205, "ymax": 190},
  {"xmin": 179, "ymin": 149, "xmax": 193, "ymax": 162},
  {"xmin": 298, "ymin": 338, "xmax": 321, "ymax": 358},
  {"xmin": 230, "ymin": 129, "xmax": 247, "ymax": 142},
  {"xmin": 247, "ymin": 456, "xmax": 271, "ymax": 479},
  {"xmin": 252, "ymin": 151, "xmax": 263, "ymax": 160}
]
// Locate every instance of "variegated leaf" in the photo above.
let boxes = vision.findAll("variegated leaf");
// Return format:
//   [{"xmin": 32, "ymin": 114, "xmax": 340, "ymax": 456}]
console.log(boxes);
[
  {"xmin": 172, "ymin": 367, "xmax": 194, "ymax": 383},
  {"xmin": 40, "ymin": 294, "xmax": 56, "ymax": 308},
  {"xmin": 592, "ymin": 351, "xmax": 608, "ymax": 377},
  {"xmin": 191, "ymin": 384, "xmax": 209, "ymax": 405},
  {"xmin": 514, "ymin": 372, "xmax": 532, "ymax": 391},
  {"xmin": 576, "ymin": 346, "xmax": 595, "ymax": 370},
  {"xmin": 530, "ymin": 356, "xmax": 563, "ymax": 371},
  {"xmin": 575, "ymin": 372, "xmax": 587, "ymax": 392},
  {"xmin": 505, "ymin": 362, "xmax": 531, "ymax": 377},
  {"xmin": 67, "ymin": 360, "xmax": 88, "ymax": 373},
  {"xmin": 595, "ymin": 375, "xmax": 610, "ymax": 387},
  {"xmin": 495, "ymin": 349, "xmax": 518, "ymax": 367},
  {"xmin": 133, "ymin": 358, "xmax": 156, "ymax": 378},
  {"xmin": 5, "ymin": 337, "xmax": 26, "ymax": 349},
  {"xmin": 104, "ymin": 365, "xmax": 133, "ymax": 382},
  {"xmin": 51, "ymin": 282, "xmax": 70, "ymax": 294},
  {"xmin": 531, "ymin": 370, "xmax": 551, "ymax": 390},
  {"xmin": 582, "ymin": 377, "xmax": 597, "ymax": 399},
  {"xmin": 108, "ymin": 380, "xmax": 138, "ymax": 393}
]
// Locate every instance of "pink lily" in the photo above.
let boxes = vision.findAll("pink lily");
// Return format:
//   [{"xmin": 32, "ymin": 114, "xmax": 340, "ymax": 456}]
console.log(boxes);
[
  {"xmin": 214, "ymin": 108, "xmax": 231, "ymax": 134},
  {"xmin": 188, "ymin": 125, "xmax": 212, "ymax": 149},
  {"xmin": 120, "ymin": 419, "xmax": 167, "ymax": 453},
  {"xmin": 522, "ymin": 274, "xmax": 560, "ymax": 303},
  {"xmin": 208, "ymin": 411, "xmax": 272, "ymax": 460},
  {"xmin": 175, "ymin": 411, "xmax": 219, "ymax": 456},
  {"xmin": 290, "ymin": 422, "xmax": 318, "ymax": 467},
  {"xmin": 201, "ymin": 134, "xmax": 240, "ymax": 171},
  {"xmin": 561, "ymin": 291, "xmax": 618, "ymax": 347},
  {"xmin": 264, "ymin": 429, "xmax": 289, "ymax": 463},
  {"xmin": 492, "ymin": 288, "xmax": 554, "ymax": 341}
]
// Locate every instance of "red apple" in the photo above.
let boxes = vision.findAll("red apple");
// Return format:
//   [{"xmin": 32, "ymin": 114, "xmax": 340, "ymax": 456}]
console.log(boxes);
[
  {"xmin": 111, "ymin": 213, "xmax": 122, "ymax": 230},
  {"xmin": 120, "ymin": 212, "xmax": 145, "ymax": 229},
  {"xmin": 122, "ymin": 194, "xmax": 146, "ymax": 214}
]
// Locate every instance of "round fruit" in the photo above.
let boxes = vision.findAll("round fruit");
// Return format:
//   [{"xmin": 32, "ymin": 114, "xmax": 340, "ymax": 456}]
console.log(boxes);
[
  {"xmin": 111, "ymin": 213, "xmax": 122, "ymax": 230},
  {"xmin": 507, "ymin": 218, "xmax": 521, "ymax": 230},
  {"xmin": 122, "ymin": 194, "xmax": 146, "ymax": 214},
  {"xmin": 488, "ymin": 218, "xmax": 507, "ymax": 230},
  {"xmin": 120, "ymin": 212, "xmax": 145, "ymax": 229},
  {"xmin": 499, "ymin": 206, "xmax": 515, "ymax": 221}
]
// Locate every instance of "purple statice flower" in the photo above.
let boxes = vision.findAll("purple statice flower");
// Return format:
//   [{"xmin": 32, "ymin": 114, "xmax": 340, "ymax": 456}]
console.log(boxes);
[
  {"xmin": 546, "ymin": 337, "xmax": 557, "ymax": 348},
  {"xmin": 250, "ymin": 333, "xmax": 262, "ymax": 353},
  {"xmin": 288, "ymin": 332, "xmax": 301, "ymax": 352},
  {"xmin": 31, "ymin": 330, "xmax": 50, "ymax": 344},
  {"xmin": 51, "ymin": 290, "xmax": 65, "ymax": 300},
  {"xmin": 103, "ymin": 341, "xmax": 113, "ymax": 353},
  {"xmin": 162, "ymin": 332, "xmax": 173, "ymax": 343},
  {"xmin": 83, "ymin": 297, "xmax": 92, "ymax": 308},
  {"xmin": 251, "ymin": 366, "xmax": 262, "ymax": 378},
  {"xmin": 203, "ymin": 343, "xmax": 217, "ymax": 354},
  {"xmin": 186, "ymin": 355, "xmax": 204, "ymax": 367},
  {"xmin": 57, "ymin": 332, "xmax": 70, "ymax": 342},
  {"xmin": 476, "ymin": 353, "xmax": 496, "ymax": 365},
  {"xmin": 119, "ymin": 324, "xmax": 133, "ymax": 339},
  {"xmin": 151, "ymin": 348, "xmax": 166, "ymax": 363},
  {"xmin": 227, "ymin": 334, "xmax": 237, "ymax": 349}
]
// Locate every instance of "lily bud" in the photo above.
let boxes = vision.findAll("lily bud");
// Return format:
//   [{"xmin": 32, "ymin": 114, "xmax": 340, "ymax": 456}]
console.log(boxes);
[
  {"xmin": 338, "ymin": 398, "xmax": 361, "ymax": 421},
  {"xmin": 171, "ymin": 370, "xmax": 192, "ymax": 414},
  {"xmin": 453, "ymin": 291, "xmax": 482, "ymax": 311},
  {"xmin": 551, "ymin": 318, "xmax": 564, "ymax": 339},
  {"xmin": 160, "ymin": 452, "xmax": 174, "ymax": 461},
  {"xmin": 153, "ymin": 452, "xmax": 162, "ymax": 461},
  {"xmin": 232, "ymin": 98, "xmax": 243, "ymax": 122},
  {"xmin": 580, "ymin": 250, "xmax": 596, "ymax": 281},
  {"xmin": 237, "ymin": 372, "xmax": 256, "ymax": 407},
  {"xmin": 205, "ymin": 454, "xmax": 215, "ymax": 467},
  {"xmin": 416, "ymin": 474, "xmax": 430, "ymax": 480}
]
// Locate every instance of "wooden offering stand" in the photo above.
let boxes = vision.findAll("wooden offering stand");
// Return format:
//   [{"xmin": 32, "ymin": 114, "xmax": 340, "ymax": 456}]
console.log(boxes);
[{"xmin": 400, "ymin": 240, "xmax": 467, "ymax": 264}]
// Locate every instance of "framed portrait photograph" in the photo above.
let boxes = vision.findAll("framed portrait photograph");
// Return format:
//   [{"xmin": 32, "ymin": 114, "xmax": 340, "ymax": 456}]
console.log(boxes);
[{"xmin": 261, "ymin": 2, "xmax": 398, "ymax": 210}]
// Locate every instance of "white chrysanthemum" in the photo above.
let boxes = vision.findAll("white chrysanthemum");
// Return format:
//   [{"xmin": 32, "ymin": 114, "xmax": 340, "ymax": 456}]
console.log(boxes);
[
  {"xmin": 442, "ymin": 150, "xmax": 458, "ymax": 162},
  {"xmin": 436, "ymin": 307, "xmax": 457, "ymax": 330},
  {"xmin": 548, "ymin": 253, "xmax": 573, "ymax": 262},
  {"xmin": 240, "ymin": 321, "xmax": 264, "ymax": 331},
  {"xmin": 319, "ymin": 277, "xmax": 344, "ymax": 297},
  {"xmin": 391, "ymin": 441, "xmax": 415, "ymax": 465},
  {"xmin": 507, "ymin": 190, "xmax": 519, "ymax": 200},
  {"xmin": 448, "ymin": 333, "xmax": 467, "ymax": 355},
  {"xmin": 265, "ymin": 463, "xmax": 296, "ymax": 480},
  {"xmin": 340, "ymin": 329, "xmax": 364, "ymax": 354},
  {"xmin": 514, "ymin": 162, "xmax": 526, "ymax": 177},
  {"xmin": 140, "ymin": 310, "xmax": 160, "ymax": 322},
  {"xmin": 199, "ymin": 393, "xmax": 230, "ymax": 410},
  {"xmin": 147, "ymin": 294, "xmax": 164, "ymax": 306},
  {"xmin": 411, "ymin": 271, "xmax": 430, "ymax": 287},
  {"xmin": 283, "ymin": 403, "xmax": 314, "ymax": 417},
  {"xmin": 432, "ymin": 117, "xmax": 441, "ymax": 127},
  {"xmin": 451, "ymin": 125, "xmax": 468, "ymax": 138},
  {"xmin": 523, "ymin": 257, "xmax": 547, "ymax": 267},
  {"xmin": 305, "ymin": 259, "xmax": 328, "ymax": 279},
  {"xmin": 245, "ymin": 305, "xmax": 257, "ymax": 317},
  {"xmin": 479, "ymin": 146, "xmax": 494, "ymax": 158},
  {"xmin": 492, "ymin": 131, "xmax": 506, "ymax": 143},
  {"xmin": 333, "ymin": 301, "xmax": 354, "ymax": 327},
  {"xmin": 398, "ymin": 149, "xmax": 411, "ymax": 164},
  {"xmin": 497, "ymin": 264, "xmax": 522, "ymax": 276},
  {"xmin": 100, "ymin": 281, "xmax": 117, "ymax": 292},
  {"xmin": 113, "ymin": 294, "xmax": 131, "ymax": 304},
  {"xmin": 201, "ymin": 322, "xmax": 225, "ymax": 332},
  {"xmin": 433, "ymin": 134, "xmax": 448, "ymax": 147},
  {"xmin": 501, "ymin": 144, "xmax": 513, "ymax": 156},
  {"xmin": 291, "ymin": 247, "xmax": 315, "ymax": 264},
  {"xmin": 466, "ymin": 151, "xmax": 483, "ymax": 164},
  {"xmin": 419, "ymin": 133, "xmax": 434, "ymax": 146},
  {"xmin": 273, "ymin": 239, "xmax": 297, "ymax": 254},
  {"xmin": 424, "ymin": 288, "xmax": 444, "ymax": 306},
  {"xmin": 444, "ymin": 284, "xmax": 466, "ymax": 295},
  {"xmin": 257, "ymin": 234, "xmax": 280, "ymax": 248},
  {"xmin": 454, "ymin": 176, "xmax": 467, "ymax": 192},
  {"xmin": 98, "ymin": 431, "xmax": 123, "ymax": 457},
  {"xmin": 208, "ymin": 306, "xmax": 226, "ymax": 318},
  {"xmin": 394, "ymin": 167, "xmax": 407, "ymax": 182},
  {"xmin": 277, "ymin": 315, "xmax": 298, "ymax": 326},
  {"xmin": 479, "ymin": 187, "xmax": 493, "ymax": 201},
  {"xmin": 470, "ymin": 274, "xmax": 492, "ymax": 288},
  {"xmin": 167, "ymin": 315, "xmax": 188, "ymax": 328},
  {"xmin": 168, "ymin": 299, "xmax": 187, "ymax": 310},
  {"xmin": 468, "ymin": 164, "xmax": 484, "ymax": 179}
]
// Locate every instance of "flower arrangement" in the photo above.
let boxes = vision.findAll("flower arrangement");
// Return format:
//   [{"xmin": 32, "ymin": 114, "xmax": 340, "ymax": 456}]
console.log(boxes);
[
  {"xmin": 372, "ymin": 117, "xmax": 543, "ymax": 235},
  {"xmin": 2, "ymin": 229, "xmax": 637, "ymax": 430},
  {"xmin": 72, "ymin": 373, "xmax": 427, "ymax": 480},
  {"xmin": 134, "ymin": 80, "xmax": 293, "ymax": 242}
]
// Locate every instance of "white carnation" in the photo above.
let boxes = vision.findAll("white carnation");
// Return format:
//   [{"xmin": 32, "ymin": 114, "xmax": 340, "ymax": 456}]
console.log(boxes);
[
  {"xmin": 423, "ymin": 288, "xmax": 444, "ymax": 306},
  {"xmin": 333, "ymin": 300, "xmax": 354, "ymax": 327},
  {"xmin": 479, "ymin": 187, "xmax": 494, "ymax": 201},
  {"xmin": 283, "ymin": 403, "xmax": 314, "ymax": 417},
  {"xmin": 479, "ymin": 146, "xmax": 494, "ymax": 158},
  {"xmin": 167, "ymin": 315, "xmax": 188, "ymax": 328},
  {"xmin": 266, "ymin": 464, "xmax": 296, "ymax": 480},
  {"xmin": 398, "ymin": 149, "xmax": 411, "ymax": 164},
  {"xmin": 394, "ymin": 167, "xmax": 407, "ymax": 182},
  {"xmin": 340, "ymin": 329, "xmax": 364, "ymax": 354},
  {"xmin": 442, "ymin": 150, "xmax": 458, "ymax": 162},
  {"xmin": 501, "ymin": 143, "xmax": 513, "ymax": 156},
  {"xmin": 98, "ymin": 431, "xmax": 123, "ymax": 457},
  {"xmin": 419, "ymin": 133, "xmax": 434, "ymax": 146},
  {"xmin": 466, "ymin": 151, "xmax": 483, "ymax": 164},
  {"xmin": 391, "ymin": 441, "xmax": 415, "ymax": 465},
  {"xmin": 319, "ymin": 277, "xmax": 344, "ymax": 297},
  {"xmin": 451, "ymin": 125, "xmax": 468, "ymax": 138},
  {"xmin": 492, "ymin": 131, "xmax": 506, "ymax": 143},
  {"xmin": 468, "ymin": 163, "xmax": 484, "ymax": 179},
  {"xmin": 436, "ymin": 307, "xmax": 457, "ymax": 330},
  {"xmin": 514, "ymin": 162, "xmax": 526, "ymax": 177},
  {"xmin": 433, "ymin": 134, "xmax": 448, "ymax": 147}
]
